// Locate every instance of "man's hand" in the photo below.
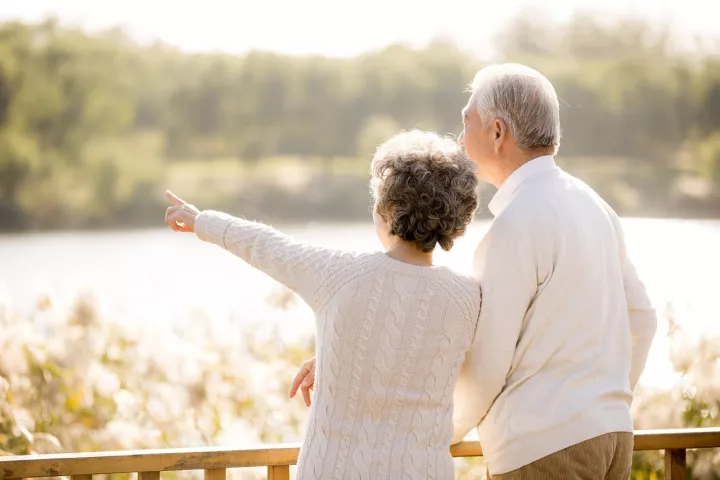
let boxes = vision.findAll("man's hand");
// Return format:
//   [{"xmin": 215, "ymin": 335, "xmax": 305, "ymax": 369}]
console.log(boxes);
[
  {"xmin": 165, "ymin": 190, "xmax": 200, "ymax": 233},
  {"xmin": 289, "ymin": 357, "xmax": 316, "ymax": 407}
]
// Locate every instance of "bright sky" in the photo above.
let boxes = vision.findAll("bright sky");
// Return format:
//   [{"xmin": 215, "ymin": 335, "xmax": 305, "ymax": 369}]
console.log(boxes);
[{"xmin": 2, "ymin": 0, "xmax": 718, "ymax": 57}]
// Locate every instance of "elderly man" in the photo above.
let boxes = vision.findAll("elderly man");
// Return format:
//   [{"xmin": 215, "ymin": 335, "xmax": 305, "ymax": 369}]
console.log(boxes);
[{"xmin": 290, "ymin": 63, "xmax": 658, "ymax": 479}]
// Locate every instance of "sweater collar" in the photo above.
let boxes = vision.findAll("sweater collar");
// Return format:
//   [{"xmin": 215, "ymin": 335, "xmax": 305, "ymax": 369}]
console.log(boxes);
[{"xmin": 488, "ymin": 155, "xmax": 558, "ymax": 217}]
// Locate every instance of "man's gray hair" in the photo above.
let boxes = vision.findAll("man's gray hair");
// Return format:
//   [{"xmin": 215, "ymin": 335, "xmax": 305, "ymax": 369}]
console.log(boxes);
[{"xmin": 470, "ymin": 63, "xmax": 561, "ymax": 153}]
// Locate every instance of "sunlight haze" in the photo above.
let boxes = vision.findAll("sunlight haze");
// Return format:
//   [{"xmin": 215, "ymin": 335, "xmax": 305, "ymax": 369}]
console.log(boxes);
[{"xmin": 2, "ymin": 0, "xmax": 718, "ymax": 57}]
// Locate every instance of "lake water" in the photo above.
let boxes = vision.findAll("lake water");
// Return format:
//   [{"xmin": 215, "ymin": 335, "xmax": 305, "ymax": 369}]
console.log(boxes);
[{"xmin": 1, "ymin": 219, "xmax": 719, "ymax": 389}]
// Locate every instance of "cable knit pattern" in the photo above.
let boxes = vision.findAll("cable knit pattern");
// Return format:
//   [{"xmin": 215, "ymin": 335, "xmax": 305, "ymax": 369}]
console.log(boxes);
[
  {"xmin": 373, "ymin": 277, "xmax": 417, "ymax": 479},
  {"xmin": 195, "ymin": 211, "xmax": 481, "ymax": 480}
]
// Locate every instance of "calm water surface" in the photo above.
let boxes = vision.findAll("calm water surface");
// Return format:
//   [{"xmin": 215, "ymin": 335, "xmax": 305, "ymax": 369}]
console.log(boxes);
[{"xmin": 1, "ymin": 219, "xmax": 719, "ymax": 389}]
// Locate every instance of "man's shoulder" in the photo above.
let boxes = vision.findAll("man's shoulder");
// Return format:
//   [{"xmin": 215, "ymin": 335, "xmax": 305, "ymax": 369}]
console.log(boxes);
[
  {"xmin": 490, "ymin": 171, "xmax": 618, "ymax": 247},
  {"xmin": 510, "ymin": 170, "xmax": 611, "ymax": 215},
  {"xmin": 554, "ymin": 171, "xmax": 620, "ymax": 221}
]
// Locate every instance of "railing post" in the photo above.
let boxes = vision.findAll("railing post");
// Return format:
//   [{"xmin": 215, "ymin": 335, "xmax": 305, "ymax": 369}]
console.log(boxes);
[
  {"xmin": 268, "ymin": 465, "xmax": 290, "ymax": 480},
  {"xmin": 71, "ymin": 476, "xmax": 92, "ymax": 480},
  {"xmin": 205, "ymin": 468, "xmax": 226, "ymax": 480},
  {"xmin": 664, "ymin": 448, "xmax": 687, "ymax": 479},
  {"xmin": 139, "ymin": 472, "xmax": 160, "ymax": 480}
]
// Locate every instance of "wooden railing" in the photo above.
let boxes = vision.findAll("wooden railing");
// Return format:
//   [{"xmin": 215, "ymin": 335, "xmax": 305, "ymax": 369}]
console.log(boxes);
[{"xmin": 2, "ymin": 428, "xmax": 719, "ymax": 480}]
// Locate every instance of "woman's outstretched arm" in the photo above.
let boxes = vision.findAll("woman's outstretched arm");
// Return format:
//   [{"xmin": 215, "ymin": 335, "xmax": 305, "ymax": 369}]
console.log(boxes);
[
  {"xmin": 196, "ymin": 210, "xmax": 353, "ymax": 310},
  {"xmin": 165, "ymin": 190, "xmax": 354, "ymax": 312}
]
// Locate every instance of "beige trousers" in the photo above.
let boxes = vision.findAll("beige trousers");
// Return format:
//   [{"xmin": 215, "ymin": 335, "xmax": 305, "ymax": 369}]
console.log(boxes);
[{"xmin": 489, "ymin": 432, "xmax": 634, "ymax": 480}]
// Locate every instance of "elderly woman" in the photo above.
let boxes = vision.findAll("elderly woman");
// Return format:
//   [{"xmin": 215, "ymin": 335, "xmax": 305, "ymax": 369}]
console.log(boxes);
[{"xmin": 164, "ymin": 130, "xmax": 481, "ymax": 479}]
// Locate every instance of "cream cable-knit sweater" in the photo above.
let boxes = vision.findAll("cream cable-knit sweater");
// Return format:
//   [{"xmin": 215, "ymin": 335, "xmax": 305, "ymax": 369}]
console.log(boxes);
[{"xmin": 195, "ymin": 211, "xmax": 481, "ymax": 480}]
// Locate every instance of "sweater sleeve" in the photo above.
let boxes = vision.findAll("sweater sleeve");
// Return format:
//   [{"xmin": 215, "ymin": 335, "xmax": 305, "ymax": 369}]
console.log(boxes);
[
  {"xmin": 195, "ymin": 210, "xmax": 353, "ymax": 312},
  {"xmin": 609, "ymin": 213, "xmax": 658, "ymax": 390},
  {"xmin": 464, "ymin": 216, "xmax": 537, "ymax": 425},
  {"xmin": 452, "ymin": 329, "xmax": 484, "ymax": 445},
  {"xmin": 451, "ymin": 284, "xmax": 483, "ymax": 445}
]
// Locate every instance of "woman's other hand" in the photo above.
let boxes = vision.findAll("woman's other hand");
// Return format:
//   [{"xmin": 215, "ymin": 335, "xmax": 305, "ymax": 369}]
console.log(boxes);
[{"xmin": 289, "ymin": 356, "xmax": 316, "ymax": 407}]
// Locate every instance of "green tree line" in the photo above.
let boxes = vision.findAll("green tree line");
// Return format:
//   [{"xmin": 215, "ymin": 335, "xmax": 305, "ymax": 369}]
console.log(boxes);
[{"xmin": 0, "ymin": 14, "xmax": 719, "ymax": 230}]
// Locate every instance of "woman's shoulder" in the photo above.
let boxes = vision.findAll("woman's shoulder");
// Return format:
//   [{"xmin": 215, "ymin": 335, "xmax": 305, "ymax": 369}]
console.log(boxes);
[
  {"xmin": 432, "ymin": 268, "xmax": 481, "ymax": 317},
  {"xmin": 432, "ymin": 265, "xmax": 479, "ymax": 287}
]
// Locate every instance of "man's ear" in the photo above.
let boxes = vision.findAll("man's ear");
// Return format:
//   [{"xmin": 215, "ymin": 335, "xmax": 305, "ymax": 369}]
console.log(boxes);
[{"xmin": 493, "ymin": 119, "xmax": 506, "ymax": 153}]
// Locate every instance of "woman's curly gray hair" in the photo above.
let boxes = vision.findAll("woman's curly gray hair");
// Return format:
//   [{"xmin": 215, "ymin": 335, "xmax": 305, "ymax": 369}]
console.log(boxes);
[{"xmin": 371, "ymin": 130, "xmax": 479, "ymax": 253}]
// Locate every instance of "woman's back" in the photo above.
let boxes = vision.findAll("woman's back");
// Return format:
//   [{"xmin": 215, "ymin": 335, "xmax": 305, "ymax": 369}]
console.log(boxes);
[
  {"xmin": 184, "ymin": 130, "xmax": 482, "ymax": 479},
  {"xmin": 298, "ymin": 252, "xmax": 480, "ymax": 480}
]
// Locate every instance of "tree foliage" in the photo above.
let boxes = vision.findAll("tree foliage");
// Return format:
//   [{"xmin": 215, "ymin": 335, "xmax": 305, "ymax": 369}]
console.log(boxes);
[{"xmin": 0, "ymin": 16, "xmax": 719, "ymax": 230}]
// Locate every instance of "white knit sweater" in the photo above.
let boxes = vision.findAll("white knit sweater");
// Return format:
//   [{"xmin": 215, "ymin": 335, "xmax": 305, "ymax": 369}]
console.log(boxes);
[{"xmin": 195, "ymin": 211, "xmax": 481, "ymax": 480}]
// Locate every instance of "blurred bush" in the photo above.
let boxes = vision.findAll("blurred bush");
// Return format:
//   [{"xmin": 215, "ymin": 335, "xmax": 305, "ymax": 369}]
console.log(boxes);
[
  {"xmin": 1, "ymin": 294, "xmax": 719, "ymax": 478},
  {"xmin": 0, "ymin": 291, "xmax": 313, "ymax": 459}
]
